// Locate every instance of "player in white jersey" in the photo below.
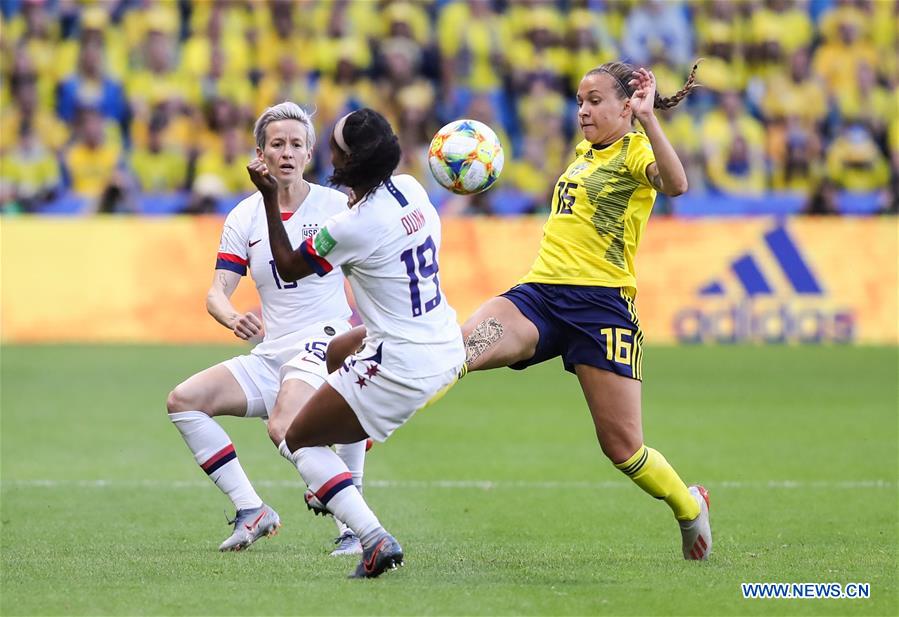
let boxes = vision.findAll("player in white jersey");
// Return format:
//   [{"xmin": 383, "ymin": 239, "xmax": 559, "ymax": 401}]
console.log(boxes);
[
  {"xmin": 246, "ymin": 108, "xmax": 465, "ymax": 578},
  {"xmin": 166, "ymin": 102, "xmax": 368, "ymax": 555}
]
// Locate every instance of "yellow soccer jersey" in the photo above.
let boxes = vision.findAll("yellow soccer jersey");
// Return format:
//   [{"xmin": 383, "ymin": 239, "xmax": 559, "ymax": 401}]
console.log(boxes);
[{"xmin": 521, "ymin": 131, "xmax": 657, "ymax": 293}]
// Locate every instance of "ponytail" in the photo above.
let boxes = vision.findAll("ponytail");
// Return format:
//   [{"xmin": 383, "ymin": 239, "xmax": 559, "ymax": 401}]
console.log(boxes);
[{"xmin": 588, "ymin": 59, "xmax": 702, "ymax": 111}]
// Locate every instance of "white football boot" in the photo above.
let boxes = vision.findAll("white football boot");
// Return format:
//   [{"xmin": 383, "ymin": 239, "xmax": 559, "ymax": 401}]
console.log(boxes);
[
  {"xmin": 219, "ymin": 503, "xmax": 281, "ymax": 551},
  {"xmin": 679, "ymin": 485, "xmax": 712, "ymax": 560}
]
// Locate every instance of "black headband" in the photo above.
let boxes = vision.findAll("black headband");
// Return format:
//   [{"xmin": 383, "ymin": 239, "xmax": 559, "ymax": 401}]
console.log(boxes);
[{"xmin": 600, "ymin": 68, "xmax": 631, "ymax": 97}]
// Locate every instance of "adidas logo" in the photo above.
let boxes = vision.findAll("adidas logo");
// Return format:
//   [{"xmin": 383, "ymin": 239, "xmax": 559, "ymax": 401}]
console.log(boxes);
[
  {"xmin": 584, "ymin": 149, "xmax": 594, "ymax": 160},
  {"xmin": 673, "ymin": 226, "xmax": 854, "ymax": 344}
]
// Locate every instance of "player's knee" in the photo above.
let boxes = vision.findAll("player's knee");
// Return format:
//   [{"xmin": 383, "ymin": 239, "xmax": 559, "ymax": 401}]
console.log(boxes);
[
  {"xmin": 267, "ymin": 416, "xmax": 287, "ymax": 446},
  {"xmin": 166, "ymin": 384, "xmax": 208, "ymax": 415},
  {"xmin": 597, "ymin": 432, "xmax": 642, "ymax": 465}
]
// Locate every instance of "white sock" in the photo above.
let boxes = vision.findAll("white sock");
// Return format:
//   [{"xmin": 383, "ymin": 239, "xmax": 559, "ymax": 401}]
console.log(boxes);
[
  {"xmin": 334, "ymin": 440, "xmax": 366, "ymax": 488},
  {"xmin": 334, "ymin": 440, "xmax": 367, "ymax": 536},
  {"xmin": 170, "ymin": 411, "xmax": 263, "ymax": 511},
  {"xmin": 280, "ymin": 441, "xmax": 384, "ymax": 547}
]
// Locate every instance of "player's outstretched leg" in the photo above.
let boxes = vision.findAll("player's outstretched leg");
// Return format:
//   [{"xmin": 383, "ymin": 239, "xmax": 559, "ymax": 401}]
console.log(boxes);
[{"xmin": 679, "ymin": 485, "xmax": 712, "ymax": 560}]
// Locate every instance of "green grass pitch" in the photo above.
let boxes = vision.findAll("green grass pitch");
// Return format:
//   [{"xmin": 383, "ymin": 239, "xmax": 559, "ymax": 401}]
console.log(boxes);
[{"xmin": 1, "ymin": 344, "xmax": 896, "ymax": 616}]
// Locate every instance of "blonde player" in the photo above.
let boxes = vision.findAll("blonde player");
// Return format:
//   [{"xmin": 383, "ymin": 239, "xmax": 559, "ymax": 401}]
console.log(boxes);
[
  {"xmin": 166, "ymin": 102, "xmax": 367, "ymax": 555},
  {"xmin": 247, "ymin": 108, "xmax": 465, "ymax": 578}
]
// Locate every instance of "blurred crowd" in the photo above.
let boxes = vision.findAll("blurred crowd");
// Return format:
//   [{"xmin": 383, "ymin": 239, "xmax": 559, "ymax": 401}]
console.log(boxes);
[{"xmin": 1, "ymin": 0, "xmax": 897, "ymax": 215}]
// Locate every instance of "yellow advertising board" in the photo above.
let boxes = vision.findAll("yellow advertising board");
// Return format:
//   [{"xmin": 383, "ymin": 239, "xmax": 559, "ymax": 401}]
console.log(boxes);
[{"xmin": 1, "ymin": 217, "xmax": 896, "ymax": 344}]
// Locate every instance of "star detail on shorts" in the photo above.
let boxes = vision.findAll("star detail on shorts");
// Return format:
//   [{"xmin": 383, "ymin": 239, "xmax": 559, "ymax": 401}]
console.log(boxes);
[
  {"xmin": 355, "ymin": 376, "xmax": 367, "ymax": 388},
  {"xmin": 365, "ymin": 364, "xmax": 380, "ymax": 378}
]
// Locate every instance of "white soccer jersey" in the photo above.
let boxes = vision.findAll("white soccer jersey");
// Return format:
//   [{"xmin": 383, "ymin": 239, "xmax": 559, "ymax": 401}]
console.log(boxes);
[
  {"xmin": 216, "ymin": 183, "xmax": 353, "ymax": 358},
  {"xmin": 299, "ymin": 175, "xmax": 464, "ymax": 377}
]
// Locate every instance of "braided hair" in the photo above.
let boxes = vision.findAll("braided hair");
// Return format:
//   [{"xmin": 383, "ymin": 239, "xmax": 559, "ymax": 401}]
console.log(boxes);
[
  {"xmin": 588, "ymin": 60, "xmax": 702, "ymax": 111},
  {"xmin": 329, "ymin": 108, "xmax": 401, "ymax": 203}
]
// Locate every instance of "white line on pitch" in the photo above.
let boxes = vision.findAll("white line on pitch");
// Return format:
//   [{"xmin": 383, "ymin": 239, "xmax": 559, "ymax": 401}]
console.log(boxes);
[{"xmin": 0, "ymin": 479, "xmax": 894, "ymax": 490}]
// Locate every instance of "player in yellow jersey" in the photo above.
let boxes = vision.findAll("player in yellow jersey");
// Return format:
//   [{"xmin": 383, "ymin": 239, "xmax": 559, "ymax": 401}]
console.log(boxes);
[{"xmin": 462, "ymin": 60, "xmax": 712, "ymax": 561}]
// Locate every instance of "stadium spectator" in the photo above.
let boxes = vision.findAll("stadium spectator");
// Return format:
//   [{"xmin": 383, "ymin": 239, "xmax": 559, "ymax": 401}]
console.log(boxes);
[
  {"xmin": 700, "ymin": 90, "xmax": 766, "ymax": 192},
  {"xmin": 377, "ymin": 36, "xmax": 437, "ymax": 139},
  {"xmin": 760, "ymin": 48, "xmax": 828, "ymax": 130},
  {"xmin": 564, "ymin": 8, "xmax": 618, "ymax": 94},
  {"xmin": 0, "ymin": 119, "xmax": 61, "ymax": 213},
  {"xmin": 394, "ymin": 81, "xmax": 437, "ymax": 183},
  {"xmin": 55, "ymin": 30, "xmax": 129, "ymax": 136},
  {"xmin": 657, "ymin": 104, "xmax": 704, "ymax": 193},
  {"xmin": 258, "ymin": 0, "xmax": 318, "ymax": 76},
  {"xmin": 834, "ymin": 61, "xmax": 892, "ymax": 145},
  {"xmin": 746, "ymin": 0, "xmax": 813, "ymax": 76},
  {"xmin": 622, "ymin": 0, "xmax": 692, "ymax": 68},
  {"xmin": 506, "ymin": 5, "xmax": 568, "ymax": 94},
  {"xmin": 129, "ymin": 111, "xmax": 188, "ymax": 193},
  {"xmin": 7, "ymin": 0, "xmax": 58, "ymax": 107},
  {"xmin": 1, "ymin": 58, "xmax": 67, "ymax": 154},
  {"xmin": 825, "ymin": 123, "xmax": 890, "ymax": 192},
  {"xmin": 504, "ymin": 134, "xmax": 558, "ymax": 214},
  {"xmin": 62, "ymin": 106, "xmax": 128, "ymax": 211},
  {"xmin": 181, "ymin": 0, "xmax": 251, "ymax": 82},
  {"xmin": 125, "ymin": 19, "xmax": 197, "ymax": 124},
  {"xmin": 769, "ymin": 116, "xmax": 823, "ymax": 193},
  {"xmin": 192, "ymin": 125, "xmax": 253, "ymax": 200},
  {"xmin": 437, "ymin": 0, "xmax": 509, "ymax": 96},
  {"xmin": 254, "ymin": 52, "xmax": 313, "ymax": 119},
  {"xmin": 707, "ymin": 134, "xmax": 767, "ymax": 195},
  {"xmin": 812, "ymin": 8, "xmax": 877, "ymax": 96},
  {"xmin": 54, "ymin": 6, "xmax": 129, "ymax": 88}
]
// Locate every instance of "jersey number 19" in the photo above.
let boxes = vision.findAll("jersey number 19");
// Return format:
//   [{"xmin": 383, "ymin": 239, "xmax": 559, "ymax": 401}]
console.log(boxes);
[{"xmin": 400, "ymin": 235, "xmax": 442, "ymax": 317}]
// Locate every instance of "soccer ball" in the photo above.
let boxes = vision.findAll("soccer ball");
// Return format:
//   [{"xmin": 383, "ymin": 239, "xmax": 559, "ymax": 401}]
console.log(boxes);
[{"xmin": 428, "ymin": 119, "xmax": 504, "ymax": 195}]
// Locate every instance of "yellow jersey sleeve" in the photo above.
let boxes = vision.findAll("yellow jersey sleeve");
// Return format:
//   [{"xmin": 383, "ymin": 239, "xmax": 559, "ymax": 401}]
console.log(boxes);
[
  {"xmin": 521, "ymin": 132, "xmax": 657, "ymax": 294},
  {"xmin": 627, "ymin": 132, "xmax": 656, "ymax": 188}
]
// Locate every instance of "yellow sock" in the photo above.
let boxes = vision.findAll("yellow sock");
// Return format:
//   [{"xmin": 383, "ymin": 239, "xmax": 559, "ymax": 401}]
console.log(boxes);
[{"xmin": 615, "ymin": 444, "xmax": 700, "ymax": 521}]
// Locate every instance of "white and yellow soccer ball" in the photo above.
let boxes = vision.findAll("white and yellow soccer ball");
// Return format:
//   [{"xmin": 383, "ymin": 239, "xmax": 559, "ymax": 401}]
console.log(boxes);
[{"xmin": 428, "ymin": 119, "xmax": 504, "ymax": 195}]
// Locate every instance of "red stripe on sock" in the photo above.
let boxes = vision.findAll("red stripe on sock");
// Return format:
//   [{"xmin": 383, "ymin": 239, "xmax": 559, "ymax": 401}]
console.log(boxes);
[
  {"xmin": 697, "ymin": 535, "xmax": 707, "ymax": 551},
  {"xmin": 315, "ymin": 472, "xmax": 353, "ymax": 501},
  {"xmin": 201, "ymin": 444, "xmax": 235, "ymax": 471}
]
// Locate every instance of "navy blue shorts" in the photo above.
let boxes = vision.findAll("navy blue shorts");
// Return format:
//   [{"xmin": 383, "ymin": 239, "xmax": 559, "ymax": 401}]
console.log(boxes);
[{"xmin": 500, "ymin": 283, "xmax": 644, "ymax": 380}]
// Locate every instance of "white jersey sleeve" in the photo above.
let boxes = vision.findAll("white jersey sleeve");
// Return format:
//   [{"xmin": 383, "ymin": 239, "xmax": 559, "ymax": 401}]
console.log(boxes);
[
  {"xmin": 216, "ymin": 207, "xmax": 250, "ymax": 275},
  {"xmin": 298, "ymin": 206, "xmax": 375, "ymax": 275}
]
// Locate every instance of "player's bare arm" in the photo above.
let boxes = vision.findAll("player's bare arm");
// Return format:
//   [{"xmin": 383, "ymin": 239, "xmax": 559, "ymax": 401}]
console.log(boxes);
[
  {"xmin": 629, "ymin": 68, "xmax": 688, "ymax": 197},
  {"xmin": 206, "ymin": 269, "xmax": 263, "ymax": 340},
  {"xmin": 247, "ymin": 158, "xmax": 315, "ymax": 282}
]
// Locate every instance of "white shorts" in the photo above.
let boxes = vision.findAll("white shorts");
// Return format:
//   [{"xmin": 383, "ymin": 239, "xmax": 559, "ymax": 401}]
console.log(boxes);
[
  {"xmin": 224, "ymin": 328, "xmax": 346, "ymax": 419},
  {"xmin": 328, "ymin": 343, "xmax": 464, "ymax": 442}
]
